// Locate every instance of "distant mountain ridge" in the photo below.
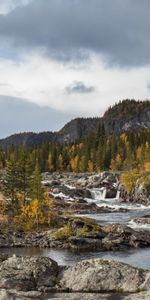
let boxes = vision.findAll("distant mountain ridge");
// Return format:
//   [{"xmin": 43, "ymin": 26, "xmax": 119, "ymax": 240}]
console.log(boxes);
[{"xmin": 0, "ymin": 99, "xmax": 150, "ymax": 149}]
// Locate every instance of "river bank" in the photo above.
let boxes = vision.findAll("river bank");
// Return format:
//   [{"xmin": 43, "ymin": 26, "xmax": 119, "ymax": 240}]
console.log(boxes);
[
  {"xmin": 0, "ymin": 171, "xmax": 150, "ymax": 299},
  {"xmin": 1, "ymin": 254, "xmax": 150, "ymax": 299}
]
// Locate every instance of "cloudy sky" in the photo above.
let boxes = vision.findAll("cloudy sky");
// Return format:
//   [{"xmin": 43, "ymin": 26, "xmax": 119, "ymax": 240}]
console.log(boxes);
[{"xmin": 0, "ymin": 0, "xmax": 150, "ymax": 138}]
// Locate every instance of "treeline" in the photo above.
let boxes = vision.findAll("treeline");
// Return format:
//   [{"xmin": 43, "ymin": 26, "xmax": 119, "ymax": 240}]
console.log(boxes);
[
  {"xmin": 104, "ymin": 99, "xmax": 150, "ymax": 119},
  {"xmin": 0, "ymin": 126, "xmax": 149, "ymax": 174}
]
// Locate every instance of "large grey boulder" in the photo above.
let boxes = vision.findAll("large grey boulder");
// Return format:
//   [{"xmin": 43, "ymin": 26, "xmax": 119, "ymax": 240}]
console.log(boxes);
[
  {"xmin": 0, "ymin": 255, "xmax": 58, "ymax": 291},
  {"xmin": 59, "ymin": 259, "xmax": 149, "ymax": 292},
  {"xmin": 0, "ymin": 290, "xmax": 13, "ymax": 300}
]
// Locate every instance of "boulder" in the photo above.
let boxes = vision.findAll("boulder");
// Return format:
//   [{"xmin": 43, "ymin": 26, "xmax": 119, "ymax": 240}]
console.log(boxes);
[
  {"xmin": 59, "ymin": 259, "xmax": 149, "ymax": 292},
  {"xmin": 0, "ymin": 255, "xmax": 58, "ymax": 291},
  {"xmin": 0, "ymin": 290, "xmax": 13, "ymax": 300}
]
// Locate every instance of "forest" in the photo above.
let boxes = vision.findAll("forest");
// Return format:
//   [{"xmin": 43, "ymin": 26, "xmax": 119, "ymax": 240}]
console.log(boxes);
[{"xmin": 0, "ymin": 127, "xmax": 149, "ymax": 174}]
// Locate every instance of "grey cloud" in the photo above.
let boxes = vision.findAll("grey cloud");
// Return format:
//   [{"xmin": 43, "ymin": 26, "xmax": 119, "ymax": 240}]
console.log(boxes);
[
  {"xmin": 147, "ymin": 84, "xmax": 150, "ymax": 90},
  {"xmin": 0, "ymin": 82, "xmax": 11, "ymax": 87},
  {"xmin": 0, "ymin": 0, "xmax": 150, "ymax": 66},
  {"xmin": 0, "ymin": 95, "xmax": 74, "ymax": 138},
  {"xmin": 65, "ymin": 81, "xmax": 95, "ymax": 95}
]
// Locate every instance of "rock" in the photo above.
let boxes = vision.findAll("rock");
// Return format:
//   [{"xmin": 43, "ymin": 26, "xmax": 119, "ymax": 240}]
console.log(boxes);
[
  {"xmin": 125, "ymin": 290, "xmax": 150, "ymax": 300},
  {"xmin": 51, "ymin": 185, "xmax": 92, "ymax": 200},
  {"xmin": 59, "ymin": 259, "xmax": 149, "ymax": 292},
  {"xmin": 69, "ymin": 237, "xmax": 102, "ymax": 251},
  {"xmin": 46, "ymin": 293, "xmax": 124, "ymax": 300},
  {"xmin": 46, "ymin": 292, "xmax": 150, "ymax": 300},
  {"xmin": 120, "ymin": 174, "xmax": 150, "ymax": 205},
  {"xmin": 0, "ymin": 290, "xmax": 13, "ymax": 300},
  {"xmin": 134, "ymin": 215, "xmax": 150, "ymax": 225},
  {"xmin": 0, "ymin": 254, "xmax": 8, "ymax": 263},
  {"xmin": 0, "ymin": 289, "xmax": 42, "ymax": 300},
  {"xmin": 0, "ymin": 255, "xmax": 59, "ymax": 291},
  {"xmin": 131, "ymin": 177, "xmax": 150, "ymax": 205}
]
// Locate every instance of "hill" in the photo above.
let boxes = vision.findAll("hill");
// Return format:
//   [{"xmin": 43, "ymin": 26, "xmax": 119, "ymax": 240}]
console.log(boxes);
[{"xmin": 0, "ymin": 99, "xmax": 149, "ymax": 149}]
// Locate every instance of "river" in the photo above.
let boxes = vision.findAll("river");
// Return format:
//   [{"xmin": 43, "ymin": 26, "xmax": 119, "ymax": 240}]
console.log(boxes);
[
  {"xmin": 1, "ymin": 246, "xmax": 150, "ymax": 270},
  {"xmin": 1, "ymin": 189, "xmax": 150, "ymax": 269}
]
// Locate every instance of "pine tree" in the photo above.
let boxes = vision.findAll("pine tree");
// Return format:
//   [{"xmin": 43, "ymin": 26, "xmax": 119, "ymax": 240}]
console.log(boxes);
[
  {"xmin": 17, "ymin": 148, "xmax": 32, "ymax": 204},
  {"xmin": 29, "ymin": 162, "xmax": 44, "ymax": 201},
  {"xmin": 4, "ymin": 158, "xmax": 19, "ymax": 205}
]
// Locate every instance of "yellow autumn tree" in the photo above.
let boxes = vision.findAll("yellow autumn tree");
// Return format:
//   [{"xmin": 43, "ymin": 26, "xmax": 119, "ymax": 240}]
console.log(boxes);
[
  {"xmin": 110, "ymin": 154, "xmax": 123, "ymax": 171},
  {"xmin": 47, "ymin": 153, "xmax": 53, "ymax": 171},
  {"xmin": 144, "ymin": 162, "xmax": 150, "ymax": 172},
  {"xmin": 14, "ymin": 196, "xmax": 57, "ymax": 231},
  {"xmin": 78, "ymin": 156, "xmax": 85, "ymax": 172},
  {"xmin": 120, "ymin": 170, "xmax": 139, "ymax": 192},
  {"xmin": 87, "ymin": 160, "xmax": 94, "ymax": 173},
  {"xmin": 70, "ymin": 155, "xmax": 79, "ymax": 172}
]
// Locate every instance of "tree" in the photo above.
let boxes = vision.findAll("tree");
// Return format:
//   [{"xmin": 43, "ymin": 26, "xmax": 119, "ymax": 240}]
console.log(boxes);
[
  {"xmin": 47, "ymin": 152, "xmax": 53, "ymax": 171},
  {"xmin": 4, "ymin": 158, "xmax": 20, "ymax": 205},
  {"xmin": 120, "ymin": 170, "xmax": 139, "ymax": 192},
  {"xmin": 14, "ymin": 196, "xmax": 57, "ymax": 231},
  {"xmin": 17, "ymin": 149, "xmax": 32, "ymax": 204},
  {"xmin": 29, "ymin": 162, "xmax": 44, "ymax": 201}
]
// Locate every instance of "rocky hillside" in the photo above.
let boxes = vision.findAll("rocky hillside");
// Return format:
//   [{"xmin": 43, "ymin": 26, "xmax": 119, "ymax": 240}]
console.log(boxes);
[
  {"xmin": 0, "ymin": 99, "xmax": 149, "ymax": 149},
  {"xmin": 0, "ymin": 131, "xmax": 56, "ymax": 149}
]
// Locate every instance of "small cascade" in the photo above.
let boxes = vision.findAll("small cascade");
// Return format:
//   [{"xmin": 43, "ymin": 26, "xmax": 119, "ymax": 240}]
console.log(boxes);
[
  {"xmin": 90, "ymin": 188, "xmax": 107, "ymax": 200},
  {"xmin": 102, "ymin": 188, "xmax": 107, "ymax": 200},
  {"xmin": 116, "ymin": 190, "xmax": 120, "ymax": 200}
]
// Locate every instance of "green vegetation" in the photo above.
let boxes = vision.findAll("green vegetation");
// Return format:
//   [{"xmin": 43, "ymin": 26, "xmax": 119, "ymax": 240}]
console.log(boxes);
[
  {"xmin": 54, "ymin": 224, "xmax": 73, "ymax": 240},
  {"xmin": 53, "ymin": 217, "xmax": 101, "ymax": 240},
  {"xmin": 135, "ymin": 287, "xmax": 145, "ymax": 293},
  {"xmin": 0, "ymin": 100, "xmax": 149, "ymax": 174},
  {"xmin": 0, "ymin": 100, "xmax": 149, "ymax": 231},
  {"xmin": 0, "ymin": 128, "xmax": 149, "ymax": 174}
]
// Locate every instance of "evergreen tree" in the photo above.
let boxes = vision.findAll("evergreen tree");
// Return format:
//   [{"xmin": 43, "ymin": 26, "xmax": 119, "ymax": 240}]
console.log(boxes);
[
  {"xmin": 29, "ymin": 162, "xmax": 44, "ymax": 201},
  {"xmin": 4, "ymin": 158, "xmax": 19, "ymax": 205},
  {"xmin": 17, "ymin": 148, "xmax": 32, "ymax": 204}
]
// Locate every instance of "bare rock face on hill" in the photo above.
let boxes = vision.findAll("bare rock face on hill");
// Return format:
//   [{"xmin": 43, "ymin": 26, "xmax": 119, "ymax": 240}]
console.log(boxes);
[{"xmin": 0, "ymin": 100, "xmax": 149, "ymax": 149}]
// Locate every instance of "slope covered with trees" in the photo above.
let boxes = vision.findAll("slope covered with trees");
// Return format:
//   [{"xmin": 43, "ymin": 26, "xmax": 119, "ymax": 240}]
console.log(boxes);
[
  {"xmin": 0, "ymin": 99, "xmax": 149, "ymax": 176},
  {"xmin": 0, "ymin": 99, "xmax": 149, "ymax": 149}
]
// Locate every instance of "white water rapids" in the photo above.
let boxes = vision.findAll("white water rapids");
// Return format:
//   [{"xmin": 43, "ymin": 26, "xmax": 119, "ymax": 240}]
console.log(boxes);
[{"xmin": 80, "ymin": 188, "xmax": 150, "ymax": 230}]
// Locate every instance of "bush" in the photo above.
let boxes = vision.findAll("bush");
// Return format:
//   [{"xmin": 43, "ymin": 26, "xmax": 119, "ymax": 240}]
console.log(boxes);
[
  {"xmin": 143, "ymin": 174, "xmax": 150, "ymax": 193},
  {"xmin": 54, "ymin": 224, "xmax": 73, "ymax": 240}
]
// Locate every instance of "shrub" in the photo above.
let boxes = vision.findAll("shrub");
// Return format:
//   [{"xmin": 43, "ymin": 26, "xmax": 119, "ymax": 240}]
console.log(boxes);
[{"xmin": 54, "ymin": 224, "xmax": 73, "ymax": 240}]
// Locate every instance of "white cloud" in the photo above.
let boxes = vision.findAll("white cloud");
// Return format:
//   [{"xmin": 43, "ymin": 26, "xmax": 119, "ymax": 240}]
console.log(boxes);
[
  {"xmin": 0, "ymin": 53, "xmax": 150, "ymax": 117},
  {"xmin": 0, "ymin": 0, "xmax": 31, "ymax": 15}
]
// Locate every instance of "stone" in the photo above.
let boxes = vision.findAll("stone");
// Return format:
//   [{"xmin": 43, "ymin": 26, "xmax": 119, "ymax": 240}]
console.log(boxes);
[
  {"xmin": 0, "ymin": 255, "xmax": 59, "ymax": 291},
  {"xmin": 59, "ymin": 259, "xmax": 149, "ymax": 292},
  {"xmin": 0, "ymin": 290, "xmax": 14, "ymax": 300}
]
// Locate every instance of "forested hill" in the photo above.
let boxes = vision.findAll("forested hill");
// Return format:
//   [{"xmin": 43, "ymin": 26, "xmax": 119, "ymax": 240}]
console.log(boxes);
[{"xmin": 0, "ymin": 99, "xmax": 150, "ymax": 149}]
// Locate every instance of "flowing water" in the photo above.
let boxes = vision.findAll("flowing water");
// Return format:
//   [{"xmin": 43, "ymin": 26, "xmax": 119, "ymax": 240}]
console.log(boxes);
[
  {"xmin": 83, "ymin": 188, "xmax": 150, "ymax": 229},
  {"xmin": 1, "ymin": 188, "xmax": 150, "ymax": 270}
]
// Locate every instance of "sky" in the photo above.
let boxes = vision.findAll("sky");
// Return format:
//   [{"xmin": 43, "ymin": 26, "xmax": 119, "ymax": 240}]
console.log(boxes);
[{"xmin": 0, "ymin": 0, "xmax": 150, "ymax": 138}]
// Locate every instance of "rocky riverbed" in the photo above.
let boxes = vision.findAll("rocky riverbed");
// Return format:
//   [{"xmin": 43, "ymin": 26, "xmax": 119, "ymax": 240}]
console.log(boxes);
[
  {"xmin": 0, "ymin": 171, "xmax": 150, "ymax": 299},
  {"xmin": 1, "ymin": 255, "xmax": 150, "ymax": 299},
  {"xmin": 1, "ymin": 217, "xmax": 150, "ymax": 252}
]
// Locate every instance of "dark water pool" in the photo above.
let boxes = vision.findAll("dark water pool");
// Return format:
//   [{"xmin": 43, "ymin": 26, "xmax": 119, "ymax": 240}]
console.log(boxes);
[{"xmin": 1, "ymin": 246, "xmax": 150, "ymax": 269}]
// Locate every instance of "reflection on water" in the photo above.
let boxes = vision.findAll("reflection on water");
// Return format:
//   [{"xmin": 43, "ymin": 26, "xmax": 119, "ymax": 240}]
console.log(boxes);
[{"xmin": 1, "ymin": 246, "xmax": 150, "ymax": 270}]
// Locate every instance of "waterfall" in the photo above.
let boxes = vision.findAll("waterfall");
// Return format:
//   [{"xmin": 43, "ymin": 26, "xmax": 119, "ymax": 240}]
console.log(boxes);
[
  {"xmin": 116, "ymin": 190, "xmax": 120, "ymax": 200},
  {"xmin": 90, "ymin": 188, "xmax": 107, "ymax": 200}
]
